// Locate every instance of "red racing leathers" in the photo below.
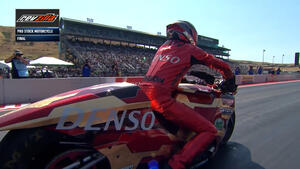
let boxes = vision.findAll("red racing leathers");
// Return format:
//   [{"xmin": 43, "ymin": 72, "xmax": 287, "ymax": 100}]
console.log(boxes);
[{"xmin": 139, "ymin": 40, "xmax": 233, "ymax": 169}]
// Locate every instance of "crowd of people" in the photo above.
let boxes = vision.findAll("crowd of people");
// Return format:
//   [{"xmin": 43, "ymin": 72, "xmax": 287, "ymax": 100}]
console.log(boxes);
[
  {"xmin": 66, "ymin": 40, "xmax": 156, "ymax": 77},
  {"xmin": 0, "ymin": 66, "xmax": 83, "ymax": 79},
  {"xmin": 234, "ymin": 65, "xmax": 281, "ymax": 75},
  {"xmin": 0, "ymin": 47, "xmax": 287, "ymax": 79}
]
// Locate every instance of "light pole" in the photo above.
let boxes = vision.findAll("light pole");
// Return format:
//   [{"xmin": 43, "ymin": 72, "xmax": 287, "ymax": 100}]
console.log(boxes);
[
  {"xmin": 282, "ymin": 54, "xmax": 284, "ymax": 64},
  {"xmin": 273, "ymin": 56, "xmax": 275, "ymax": 65},
  {"xmin": 262, "ymin": 49, "xmax": 266, "ymax": 65}
]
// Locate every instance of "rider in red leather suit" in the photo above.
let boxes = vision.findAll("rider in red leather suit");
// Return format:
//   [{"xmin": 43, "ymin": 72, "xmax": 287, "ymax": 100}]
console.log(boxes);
[{"xmin": 139, "ymin": 21, "xmax": 236, "ymax": 169}]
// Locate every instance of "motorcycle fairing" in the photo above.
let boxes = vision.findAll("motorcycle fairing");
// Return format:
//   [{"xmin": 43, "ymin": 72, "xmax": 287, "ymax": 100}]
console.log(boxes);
[
  {"xmin": 0, "ymin": 82, "xmax": 149, "ymax": 130},
  {"xmin": 0, "ymin": 82, "xmax": 227, "ymax": 131},
  {"xmin": 0, "ymin": 82, "xmax": 235, "ymax": 169}
]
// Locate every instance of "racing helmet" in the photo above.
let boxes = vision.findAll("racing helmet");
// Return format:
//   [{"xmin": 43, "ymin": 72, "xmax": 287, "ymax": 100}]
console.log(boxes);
[{"xmin": 166, "ymin": 21, "xmax": 198, "ymax": 45}]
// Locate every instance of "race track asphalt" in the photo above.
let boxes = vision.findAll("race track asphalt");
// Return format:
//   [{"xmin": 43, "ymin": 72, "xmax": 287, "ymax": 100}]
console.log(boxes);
[
  {"xmin": 203, "ymin": 81, "xmax": 300, "ymax": 169},
  {"xmin": 1, "ymin": 81, "xmax": 300, "ymax": 169}
]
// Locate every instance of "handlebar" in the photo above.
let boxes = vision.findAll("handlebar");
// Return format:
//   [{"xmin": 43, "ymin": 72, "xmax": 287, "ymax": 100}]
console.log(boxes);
[
  {"xmin": 183, "ymin": 71, "xmax": 236, "ymax": 94},
  {"xmin": 189, "ymin": 71, "xmax": 215, "ymax": 85}
]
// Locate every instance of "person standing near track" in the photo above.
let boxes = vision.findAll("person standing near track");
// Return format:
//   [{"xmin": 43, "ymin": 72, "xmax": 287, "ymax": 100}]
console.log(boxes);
[
  {"xmin": 248, "ymin": 66, "xmax": 254, "ymax": 75},
  {"xmin": 258, "ymin": 66, "xmax": 263, "ymax": 74},
  {"xmin": 235, "ymin": 66, "xmax": 241, "ymax": 75},
  {"xmin": 5, "ymin": 49, "xmax": 29, "ymax": 79},
  {"xmin": 82, "ymin": 59, "xmax": 92, "ymax": 77}
]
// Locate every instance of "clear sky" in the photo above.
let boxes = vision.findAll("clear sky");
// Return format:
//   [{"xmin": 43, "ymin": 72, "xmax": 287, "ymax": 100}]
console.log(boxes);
[{"xmin": 1, "ymin": 0, "xmax": 300, "ymax": 63}]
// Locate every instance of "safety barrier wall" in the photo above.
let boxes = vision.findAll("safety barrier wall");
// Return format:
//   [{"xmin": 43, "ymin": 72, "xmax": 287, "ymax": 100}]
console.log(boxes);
[
  {"xmin": 235, "ymin": 74, "xmax": 300, "ymax": 85},
  {"xmin": 0, "ymin": 74, "xmax": 299, "ymax": 105},
  {"xmin": 0, "ymin": 77, "xmax": 144, "ymax": 105},
  {"xmin": 0, "ymin": 78, "xmax": 105, "ymax": 105}
]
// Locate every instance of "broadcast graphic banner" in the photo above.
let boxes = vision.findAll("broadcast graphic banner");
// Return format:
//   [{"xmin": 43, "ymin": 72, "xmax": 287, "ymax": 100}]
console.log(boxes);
[{"xmin": 15, "ymin": 9, "xmax": 59, "ymax": 42}]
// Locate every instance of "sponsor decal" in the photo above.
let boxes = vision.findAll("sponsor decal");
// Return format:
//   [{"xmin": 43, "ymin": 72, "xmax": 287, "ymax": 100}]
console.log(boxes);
[
  {"xmin": 241, "ymin": 75, "xmax": 254, "ymax": 84},
  {"xmin": 214, "ymin": 118, "xmax": 224, "ymax": 130},
  {"xmin": 56, "ymin": 108, "xmax": 156, "ymax": 131},
  {"xmin": 158, "ymin": 55, "xmax": 180, "ymax": 64},
  {"xmin": 219, "ymin": 107, "xmax": 234, "ymax": 114}
]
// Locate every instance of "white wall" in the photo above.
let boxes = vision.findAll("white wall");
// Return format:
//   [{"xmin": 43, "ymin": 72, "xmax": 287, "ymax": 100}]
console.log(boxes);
[
  {"xmin": 0, "ymin": 74, "xmax": 299, "ymax": 105},
  {"xmin": 0, "ymin": 78, "xmax": 107, "ymax": 104}
]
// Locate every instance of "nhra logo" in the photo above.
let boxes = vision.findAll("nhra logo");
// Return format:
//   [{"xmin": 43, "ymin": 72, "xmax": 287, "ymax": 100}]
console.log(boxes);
[{"xmin": 16, "ymin": 13, "xmax": 58, "ymax": 23}]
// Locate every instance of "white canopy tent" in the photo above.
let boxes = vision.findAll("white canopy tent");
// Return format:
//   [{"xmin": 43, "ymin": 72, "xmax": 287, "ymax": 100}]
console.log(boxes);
[{"xmin": 30, "ymin": 57, "xmax": 74, "ymax": 66}]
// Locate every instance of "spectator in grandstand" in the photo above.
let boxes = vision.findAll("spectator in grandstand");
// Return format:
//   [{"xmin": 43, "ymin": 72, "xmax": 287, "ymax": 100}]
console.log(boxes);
[
  {"xmin": 111, "ymin": 60, "xmax": 120, "ymax": 77},
  {"xmin": 257, "ymin": 66, "xmax": 263, "ymax": 75},
  {"xmin": 82, "ymin": 60, "xmax": 91, "ymax": 77},
  {"xmin": 235, "ymin": 66, "xmax": 240, "ymax": 75},
  {"xmin": 5, "ymin": 50, "xmax": 29, "ymax": 79},
  {"xmin": 41, "ymin": 66, "xmax": 53, "ymax": 78},
  {"xmin": 248, "ymin": 66, "xmax": 254, "ymax": 75},
  {"xmin": 276, "ymin": 67, "xmax": 281, "ymax": 75}
]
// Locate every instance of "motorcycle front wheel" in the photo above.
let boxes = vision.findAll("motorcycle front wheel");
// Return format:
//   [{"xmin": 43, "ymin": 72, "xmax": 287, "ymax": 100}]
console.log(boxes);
[
  {"xmin": 221, "ymin": 111, "xmax": 236, "ymax": 145},
  {"xmin": 0, "ymin": 128, "xmax": 108, "ymax": 169}
]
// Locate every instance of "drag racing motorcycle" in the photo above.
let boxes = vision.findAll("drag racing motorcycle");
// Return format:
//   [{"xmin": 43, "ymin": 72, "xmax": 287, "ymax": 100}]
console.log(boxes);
[{"xmin": 0, "ymin": 71, "xmax": 236, "ymax": 169}]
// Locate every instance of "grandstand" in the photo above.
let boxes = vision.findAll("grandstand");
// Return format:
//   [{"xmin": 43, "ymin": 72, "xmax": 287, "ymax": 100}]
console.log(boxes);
[{"xmin": 59, "ymin": 18, "xmax": 231, "ymax": 76}]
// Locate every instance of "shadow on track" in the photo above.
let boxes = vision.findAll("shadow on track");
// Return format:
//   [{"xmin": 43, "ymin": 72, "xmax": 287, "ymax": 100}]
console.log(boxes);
[{"xmin": 201, "ymin": 142, "xmax": 265, "ymax": 169}]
